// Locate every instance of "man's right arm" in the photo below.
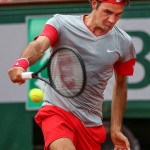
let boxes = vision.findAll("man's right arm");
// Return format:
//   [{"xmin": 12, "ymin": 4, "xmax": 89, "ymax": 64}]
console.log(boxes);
[
  {"xmin": 20, "ymin": 36, "xmax": 50, "ymax": 66},
  {"xmin": 8, "ymin": 36, "xmax": 51, "ymax": 84}
]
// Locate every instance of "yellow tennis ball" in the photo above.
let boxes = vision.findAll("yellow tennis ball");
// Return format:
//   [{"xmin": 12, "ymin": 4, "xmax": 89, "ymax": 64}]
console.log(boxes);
[{"xmin": 29, "ymin": 88, "xmax": 44, "ymax": 103}]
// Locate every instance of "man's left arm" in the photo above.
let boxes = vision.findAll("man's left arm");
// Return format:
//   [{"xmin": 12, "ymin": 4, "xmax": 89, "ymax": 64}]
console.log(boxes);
[{"xmin": 111, "ymin": 70, "xmax": 130, "ymax": 150}]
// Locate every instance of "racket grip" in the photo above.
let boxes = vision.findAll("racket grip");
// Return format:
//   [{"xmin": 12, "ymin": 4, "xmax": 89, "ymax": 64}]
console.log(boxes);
[{"xmin": 21, "ymin": 72, "xmax": 33, "ymax": 80}]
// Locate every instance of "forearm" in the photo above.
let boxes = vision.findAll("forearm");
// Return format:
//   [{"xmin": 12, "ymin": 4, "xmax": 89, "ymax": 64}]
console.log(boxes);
[
  {"xmin": 20, "ymin": 36, "xmax": 50, "ymax": 66},
  {"xmin": 20, "ymin": 42, "xmax": 43, "ymax": 66},
  {"xmin": 111, "ymin": 76, "xmax": 127, "ymax": 133},
  {"xmin": 8, "ymin": 36, "xmax": 50, "ymax": 84}
]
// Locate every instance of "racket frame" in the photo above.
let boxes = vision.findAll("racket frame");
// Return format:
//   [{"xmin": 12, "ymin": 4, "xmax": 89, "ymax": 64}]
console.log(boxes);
[{"xmin": 47, "ymin": 47, "xmax": 86, "ymax": 98}]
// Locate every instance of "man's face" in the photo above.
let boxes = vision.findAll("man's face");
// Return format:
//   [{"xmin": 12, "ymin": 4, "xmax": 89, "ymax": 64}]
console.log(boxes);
[{"xmin": 94, "ymin": 2, "xmax": 124, "ymax": 32}]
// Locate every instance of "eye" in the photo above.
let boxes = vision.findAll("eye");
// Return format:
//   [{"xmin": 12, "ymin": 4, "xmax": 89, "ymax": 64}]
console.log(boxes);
[
  {"xmin": 105, "ymin": 9, "xmax": 112, "ymax": 15},
  {"xmin": 116, "ymin": 11, "xmax": 123, "ymax": 16}
]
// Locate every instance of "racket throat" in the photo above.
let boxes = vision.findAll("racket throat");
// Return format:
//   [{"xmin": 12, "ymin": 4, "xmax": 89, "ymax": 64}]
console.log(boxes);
[{"xmin": 33, "ymin": 74, "xmax": 50, "ymax": 85}]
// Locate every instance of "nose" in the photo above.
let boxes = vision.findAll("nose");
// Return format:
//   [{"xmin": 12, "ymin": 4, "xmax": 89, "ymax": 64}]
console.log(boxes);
[{"xmin": 108, "ymin": 15, "xmax": 116, "ymax": 24}]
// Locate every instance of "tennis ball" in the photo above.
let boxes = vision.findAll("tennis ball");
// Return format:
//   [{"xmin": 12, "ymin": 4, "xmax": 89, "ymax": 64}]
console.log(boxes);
[{"xmin": 29, "ymin": 88, "xmax": 44, "ymax": 103}]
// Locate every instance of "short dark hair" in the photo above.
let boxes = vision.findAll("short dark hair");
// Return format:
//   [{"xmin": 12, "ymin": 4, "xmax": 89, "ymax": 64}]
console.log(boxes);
[
  {"xmin": 88, "ymin": 0, "xmax": 102, "ymax": 9},
  {"xmin": 88, "ymin": 0, "xmax": 130, "ymax": 7}
]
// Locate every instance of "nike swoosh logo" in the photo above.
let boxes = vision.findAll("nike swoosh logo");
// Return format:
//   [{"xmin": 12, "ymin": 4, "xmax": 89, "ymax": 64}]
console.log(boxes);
[{"xmin": 107, "ymin": 49, "xmax": 114, "ymax": 53}]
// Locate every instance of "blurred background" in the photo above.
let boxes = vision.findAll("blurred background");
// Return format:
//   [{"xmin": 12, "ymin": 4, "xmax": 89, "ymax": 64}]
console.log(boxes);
[{"xmin": 0, "ymin": 0, "xmax": 150, "ymax": 150}]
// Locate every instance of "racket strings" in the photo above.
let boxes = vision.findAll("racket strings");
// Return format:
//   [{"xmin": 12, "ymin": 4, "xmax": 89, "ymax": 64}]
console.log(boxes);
[{"xmin": 49, "ymin": 49, "xmax": 84, "ymax": 97}]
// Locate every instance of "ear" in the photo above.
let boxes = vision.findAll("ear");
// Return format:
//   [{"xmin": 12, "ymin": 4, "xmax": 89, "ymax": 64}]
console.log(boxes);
[{"xmin": 91, "ymin": 0, "xmax": 98, "ymax": 9}]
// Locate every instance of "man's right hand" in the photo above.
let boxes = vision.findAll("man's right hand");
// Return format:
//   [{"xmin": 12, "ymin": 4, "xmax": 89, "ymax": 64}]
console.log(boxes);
[{"xmin": 8, "ymin": 67, "xmax": 26, "ymax": 85}]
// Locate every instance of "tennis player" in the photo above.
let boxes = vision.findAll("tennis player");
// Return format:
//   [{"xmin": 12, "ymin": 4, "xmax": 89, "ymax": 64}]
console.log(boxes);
[{"xmin": 8, "ymin": 0, "xmax": 136, "ymax": 149}]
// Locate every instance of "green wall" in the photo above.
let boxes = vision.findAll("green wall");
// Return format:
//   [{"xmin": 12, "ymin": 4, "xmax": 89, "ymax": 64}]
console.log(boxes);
[
  {"xmin": 0, "ymin": 103, "xmax": 36, "ymax": 150},
  {"xmin": 0, "ymin": 2, "xmax": 91, "ymax": 24},
  {"xmin": 1, "ymin": 1, "xmax": 150, "ymax": 24}
]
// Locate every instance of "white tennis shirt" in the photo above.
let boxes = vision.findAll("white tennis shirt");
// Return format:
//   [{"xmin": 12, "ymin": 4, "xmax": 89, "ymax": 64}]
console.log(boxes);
[{"xmin": 39, "ymin": 14, "xmax": 136, "ymax": 127}]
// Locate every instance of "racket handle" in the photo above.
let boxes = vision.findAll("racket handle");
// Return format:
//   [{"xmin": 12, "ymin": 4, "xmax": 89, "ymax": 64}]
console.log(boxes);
[{"xmin": 21, "ymin": 72, "xmax": 33, "ymax": 80}]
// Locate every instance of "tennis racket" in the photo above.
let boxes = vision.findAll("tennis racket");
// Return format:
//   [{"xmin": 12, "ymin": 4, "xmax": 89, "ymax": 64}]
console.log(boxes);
[{"xmin": 21, "ymin": 47, "xmax": 86, "ymax": 98}]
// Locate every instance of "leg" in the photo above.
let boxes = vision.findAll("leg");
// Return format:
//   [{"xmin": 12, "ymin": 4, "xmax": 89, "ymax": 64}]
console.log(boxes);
[{"xmin": 49, "ymin": 137, "xmax": 76, "ymax": 150}]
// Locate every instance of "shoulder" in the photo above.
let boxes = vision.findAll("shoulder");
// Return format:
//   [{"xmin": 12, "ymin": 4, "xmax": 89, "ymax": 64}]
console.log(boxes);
[
  {"xmin": 46, "ymin": 14, "xmax": 80, "ymax": 32},
  {"xmin": 47, "ymin": 14, "xmax": 83, "ymax": 33},
  {"xmin": 52, "ymin": 14, "xmax": 82, "ymax": 25},
  {"xmin": 113, "ymin": 26, "xmax": 136, "ymax": 60},
  {"xmin": 113, "ymin": 26, "xmax": 132, "ymax": 43}
]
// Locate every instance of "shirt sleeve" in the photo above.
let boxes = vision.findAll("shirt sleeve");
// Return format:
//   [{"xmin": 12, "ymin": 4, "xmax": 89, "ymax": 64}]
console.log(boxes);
[
  {"xmin": 114, "ymin": 40, "xmax": 136, "ymax": 76},
  {"xmin": 39, "ymin": 24, "xmax": 58, "ymax": 47},
  {"xmin": 34, "ymin": 15, "xmax": 61, "ymax": 47}
]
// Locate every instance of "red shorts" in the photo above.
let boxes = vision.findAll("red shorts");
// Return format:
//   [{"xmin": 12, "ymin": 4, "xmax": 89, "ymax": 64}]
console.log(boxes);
[{"xmin": 34, "ymin": 105, "xmax": 106, "ymax": 150}]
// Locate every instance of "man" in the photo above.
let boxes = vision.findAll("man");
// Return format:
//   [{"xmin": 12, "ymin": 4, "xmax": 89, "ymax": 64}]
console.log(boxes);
[{"xmin": 8, "ymin": 0, "xmax": 136, "ymax": 150}]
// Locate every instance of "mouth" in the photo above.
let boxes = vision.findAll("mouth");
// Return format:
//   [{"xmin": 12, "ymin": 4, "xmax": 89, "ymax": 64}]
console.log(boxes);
[
  {"xmin": 105, "ymin": 22, "xmax": 114, "ymax": 28},
  {"xmin": 106, "ymin": 23, "xmax": 113, "ymax": 27}
]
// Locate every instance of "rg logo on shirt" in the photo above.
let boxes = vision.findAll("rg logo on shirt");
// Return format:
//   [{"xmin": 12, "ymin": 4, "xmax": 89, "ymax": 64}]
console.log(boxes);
[{"xmin": 58, "ymin": 58, "xmax": 75, "ymax": 89}]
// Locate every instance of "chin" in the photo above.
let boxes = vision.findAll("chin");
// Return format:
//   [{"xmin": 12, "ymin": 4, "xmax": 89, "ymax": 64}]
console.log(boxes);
[{"xmin": 105, "ymin": 26, "xmax": 113, "ymax": 31}]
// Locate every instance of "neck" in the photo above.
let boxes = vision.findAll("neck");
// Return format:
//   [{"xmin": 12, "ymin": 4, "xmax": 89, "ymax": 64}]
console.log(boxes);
[{"xmin": 84, "ymin": 13, "xmax": 107, "ymax": 36}]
